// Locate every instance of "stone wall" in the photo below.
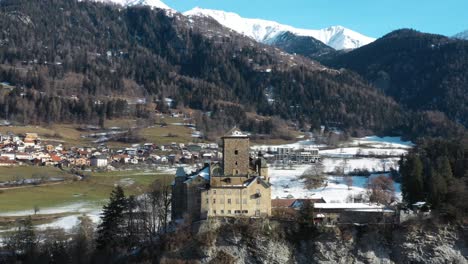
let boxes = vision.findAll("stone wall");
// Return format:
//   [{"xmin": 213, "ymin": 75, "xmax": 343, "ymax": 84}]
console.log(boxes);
[
  {"xmin": 201, "ymin": 179, "xmax": 271, "ymax": 218},
  {"xmin": 223, "ymin": 137, "xmax": 250, "ymax": 176}
]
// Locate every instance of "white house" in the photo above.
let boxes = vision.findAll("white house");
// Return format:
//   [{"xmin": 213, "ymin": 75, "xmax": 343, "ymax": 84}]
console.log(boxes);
[
  {"xmin": 1, "ymin": 152, "xmax": 16, "ymax": 160},
  {"xmin": 90, "ymin": 155, "xmax": 108, "ymax": 167}
]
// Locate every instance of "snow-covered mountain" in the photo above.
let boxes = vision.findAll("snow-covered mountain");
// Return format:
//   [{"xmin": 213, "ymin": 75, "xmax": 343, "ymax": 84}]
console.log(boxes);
[
  {"xmin": 184, "ymin": 7, "xmax": 375, "ymax": 50},
  {"xmin": 89, "ymin": 0, "xmax": 173, "ymax": 10},
  {"xmin": 453, "ymin": 30, "xmax": 468, "ymax": 40}
]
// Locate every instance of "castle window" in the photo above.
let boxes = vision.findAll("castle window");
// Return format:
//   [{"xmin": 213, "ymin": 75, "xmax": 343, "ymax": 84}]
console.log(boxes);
[
  {"xmin": 235, "ymin": 170, "xmax": 239, "ymax": 174},
  {"xmin": 242, "ymin": 210, "xmax": 248, "ymax": 214},
  {"xmin": 227, "ymin": 199, "xmax": 232, "ymax": 204},
  {"xmin": 234, "ymin": 150, "xmax": 238, "ymax": 155},
  {"xmin": 228, "ymin": 210, "xmax": 232, "ymax": 214},
  {"xmin": 221, "ymin": 210, "xmax": 224, "ymax": 214},
  {"xmin": 206, "ymin": 198, "xmax": 209, "ymax": 204},
  {"xmin": 213, "ymin": 199, "xmax": 216, "ymax": 204},
  {"xmin": 213, "ymin": 210, "xmax": 216, "ymax": 214},
  {"xmin": 235, "ymin": 161, "xmax": 238, "ymax": 165}
]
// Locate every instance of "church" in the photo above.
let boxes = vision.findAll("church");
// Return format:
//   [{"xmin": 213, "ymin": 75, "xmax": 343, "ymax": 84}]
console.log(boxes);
[{"xmin": 172, "ymin": 128, "xmax": 272, "ymax": 221}]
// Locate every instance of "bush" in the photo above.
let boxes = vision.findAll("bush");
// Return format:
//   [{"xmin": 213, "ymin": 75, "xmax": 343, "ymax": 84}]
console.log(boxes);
[{"xmin": 208, "ymin": 250, "xmax": 236, "ymax": 264}]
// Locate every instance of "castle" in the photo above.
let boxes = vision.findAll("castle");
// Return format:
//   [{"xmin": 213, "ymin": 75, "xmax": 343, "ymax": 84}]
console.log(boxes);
[{"xmin": 172, "ymin": 128, "xmax": 271, "ymax": 221}]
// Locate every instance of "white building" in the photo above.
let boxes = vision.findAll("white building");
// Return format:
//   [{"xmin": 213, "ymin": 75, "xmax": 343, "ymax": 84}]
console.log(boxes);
[{"xmin": 90, "ymin": 155, "xmax": 108, "ymax": 167}]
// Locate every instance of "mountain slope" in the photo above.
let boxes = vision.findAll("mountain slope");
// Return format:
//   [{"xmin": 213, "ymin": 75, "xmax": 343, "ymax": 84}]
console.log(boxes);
[
  {"xmin": 324, "ymin": 29, "xmax": 468, "ymax": 127},
  {"xmin": 265, "ymin": 31, "xmax": 335, "ymax": 58},
  {"xmin": 453, "ymin": 29, "xmax": 468, "ymax": 40},
  {"xmin": 90, "ymin": 0, "xmax": 173, "ymax": 10},
  {"xmin": 0, "ymin": 0, "xmax": 463, "ymax": 139},
  {"xmin": 183, "ymin": 7, "xmax": 375, "ymax": 50}
]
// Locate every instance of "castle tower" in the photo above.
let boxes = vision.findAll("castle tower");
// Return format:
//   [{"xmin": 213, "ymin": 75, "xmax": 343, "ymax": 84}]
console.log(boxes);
[
  {"xmin": 257, "ymin": 157, "xmax": 269, "ymax": 182},
  {"xmin": 222, "ymin": 127, "xmax": 250, "ymax": 176}
]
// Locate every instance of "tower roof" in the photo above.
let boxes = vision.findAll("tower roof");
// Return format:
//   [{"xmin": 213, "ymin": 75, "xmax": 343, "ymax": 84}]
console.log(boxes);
[{"xmin": 224, "ymin": 127, "xmax": 248, "ymax": 138}]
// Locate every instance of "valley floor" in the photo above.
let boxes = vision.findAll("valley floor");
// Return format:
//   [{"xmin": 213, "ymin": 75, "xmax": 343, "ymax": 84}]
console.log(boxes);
[{"xmin": 0, "ymin": 136, "xmax": 412, "ymax": 235}]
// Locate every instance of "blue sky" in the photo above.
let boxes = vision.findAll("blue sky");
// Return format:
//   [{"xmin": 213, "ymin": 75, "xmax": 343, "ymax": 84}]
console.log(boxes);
[{"xmin": 164, "ymin": 0, "xmax": 467, "ymax": 38}]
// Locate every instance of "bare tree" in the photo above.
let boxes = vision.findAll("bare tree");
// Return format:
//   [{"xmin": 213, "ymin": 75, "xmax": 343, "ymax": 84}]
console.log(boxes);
[
  {"xmin": 138, "ymin": 177, "xmax": 172, "ymax": 244},
  {"xmin": 334, "ymin": 157, "xmax": 348, "ymax": 183},
  {"xmin": 72, "ymin": 214, "xmax": 95, "ymax": 263},
  {"xmin": 367, "ymin": 175, "xmax": 395, "ymax": 205},
  {"xmin": 299, "ymin": 163, "xmax": 327, "ymax": 189},
  {"xmin": 33, "ymin": 205, "xmax": 40, "ymax": 215},
  {"xmin": 344, "ymin": 176, "xmax": 353, "ymax": 190}
]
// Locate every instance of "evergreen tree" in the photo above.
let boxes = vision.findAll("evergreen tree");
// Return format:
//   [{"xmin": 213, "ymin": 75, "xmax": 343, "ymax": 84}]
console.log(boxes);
[
  {"xmin": 428, "ymin": 168, "xmax": 448, "ymax": 207},
  {"xmin": 96, "ymin": 186, "xmax": 127, "ymax": 251},
  {"xmin": 436, "ymin": 156, "xmax": 453, "ymax": 181},
  {"xmin": 400, "ymin": 154, "xmax": 424, "ymax": 204}
]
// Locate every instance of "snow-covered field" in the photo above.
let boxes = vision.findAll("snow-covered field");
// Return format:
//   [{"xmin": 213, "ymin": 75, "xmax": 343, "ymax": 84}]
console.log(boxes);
[
  {"xmin": 0, "ymin": 202, "xmax": 102, "ymax": 233},
  {"xmin": 269, "ymin": 166, "xmax": 402, "ymax": 203},
  {"xmin": 262, "ymin": 136, "xmax": 412, "ymax": 203}
]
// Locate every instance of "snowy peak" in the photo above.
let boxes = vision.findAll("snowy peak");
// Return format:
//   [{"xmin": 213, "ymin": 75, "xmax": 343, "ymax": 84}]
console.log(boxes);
[
  {"xmin": 184, "ymin": 7, "xmax": 284, "ymax": 42},
  {"xmin": 184, "ymin": 7, "xmax": 375, "ymax": 50},
  {"xmin": 89, "ymin": 0, "xmax": 173, "ymax": 10}
]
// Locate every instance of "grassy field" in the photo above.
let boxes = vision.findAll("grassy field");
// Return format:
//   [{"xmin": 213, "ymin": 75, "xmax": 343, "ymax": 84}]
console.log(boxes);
[
  {"xmin": 251, "ymin": 131, "xmax": 306, "ymax": 145},
  {"xmin": 0, "ymin": 116, "xmax": 196, "ymax": 148},
  {"xmin": 139, "ymin": 124, "xmax": 197, "ymax": 145},
  {"xmin": 0, "ymin": 169, "xmax": 174, "ymax": 213},
  {"xmin": 0, "ymin": 124, "xmax": 91, "ymax": 146},
  {"xmin": 0, "ymin": 166, "xmax": 74, "ymax": 182}
]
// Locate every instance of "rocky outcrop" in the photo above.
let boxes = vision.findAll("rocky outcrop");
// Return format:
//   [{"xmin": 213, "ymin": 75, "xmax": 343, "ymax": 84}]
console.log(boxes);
[{"xmin": 163, "ymin": 219, "xmax": 468, "ymax": 264}]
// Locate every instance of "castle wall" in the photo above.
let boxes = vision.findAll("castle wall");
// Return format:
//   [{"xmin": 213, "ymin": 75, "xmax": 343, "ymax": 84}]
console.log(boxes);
[{"xmin": 201, "ymin": 179, "xmax": 271, "ymax": 218}]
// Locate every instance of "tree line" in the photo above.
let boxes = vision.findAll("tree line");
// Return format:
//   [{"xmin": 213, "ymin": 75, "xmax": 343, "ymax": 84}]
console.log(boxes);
[{"xmin": 1, "ymin": 180, "xmax": 173, "ymax": 263}]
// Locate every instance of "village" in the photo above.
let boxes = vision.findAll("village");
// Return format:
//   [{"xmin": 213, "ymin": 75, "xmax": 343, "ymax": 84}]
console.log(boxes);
[{"xmin": 0, "ymin": 120, "xmax": 419, "ymax": 232}]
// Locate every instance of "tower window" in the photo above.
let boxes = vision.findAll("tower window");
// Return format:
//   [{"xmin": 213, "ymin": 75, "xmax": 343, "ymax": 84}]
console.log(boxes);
[{"xmin": 234, "ymin": 150, "xmax": 239, "ymax": 155}]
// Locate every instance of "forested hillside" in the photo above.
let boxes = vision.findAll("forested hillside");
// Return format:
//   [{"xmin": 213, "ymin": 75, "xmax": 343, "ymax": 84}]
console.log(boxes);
[
  {"xmin": 323, "ymin": 29, "xmax": 468, "ymax": 128},
  {"xmin": 399, "ymin": 137, "xmax": 468, "ymax": 219},
  {"xmin": 0, "ymin": 0, "xmax": 464, "ymax": 139},
  {"xmin": 265, "ymin": 31, "xmax": 337, "ymax": 59}
]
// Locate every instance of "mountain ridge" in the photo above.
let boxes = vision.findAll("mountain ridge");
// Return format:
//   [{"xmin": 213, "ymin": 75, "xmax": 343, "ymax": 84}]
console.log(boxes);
[
  {"xmin": 88, "ymin": 0, "xmax": 173, "ymax": 10},
  {"xmin": 183, "ymin": 7, "xmax": 375, "ymax": 50},
  {"xmin": 453, "ymin": 29, "xmax": 468, "ymax": 40},
  {"xmin": 323, "ymin": 29, "xmax": 468, "ymax": 127}
]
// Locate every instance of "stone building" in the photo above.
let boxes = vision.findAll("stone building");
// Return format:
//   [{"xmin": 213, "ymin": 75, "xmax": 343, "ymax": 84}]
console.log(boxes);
[{"xmin": 172, "ymin": 128, "xmax": 272, "ymax": 222}]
